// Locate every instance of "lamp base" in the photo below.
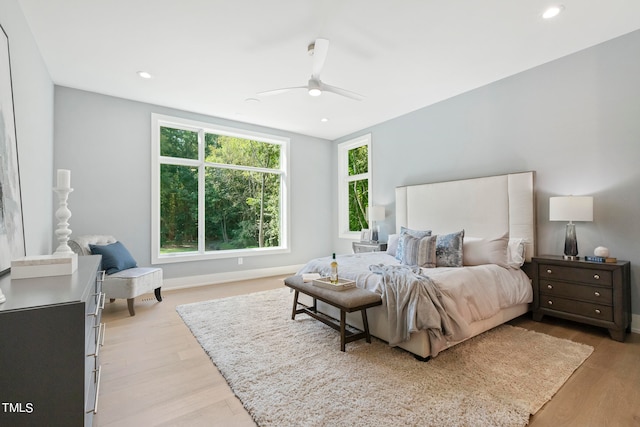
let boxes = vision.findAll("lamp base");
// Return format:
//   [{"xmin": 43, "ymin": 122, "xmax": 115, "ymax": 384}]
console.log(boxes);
[
  {"xmin": 563, "ymin": 255, "xmax": 580, "ymax": 261},
  {"xmin": 563, "ymin": 222, "xmax": 579, "ymax": 260}
]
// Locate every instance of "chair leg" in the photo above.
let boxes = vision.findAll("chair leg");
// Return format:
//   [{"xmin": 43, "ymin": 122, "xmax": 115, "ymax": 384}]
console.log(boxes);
[
  {"xmin": 127, "ymin": 298, "xmax": 135, "ymax": 316},
  {"xmin": 154, "ymin": 287, "xmax": 162, "ymax": 302}
]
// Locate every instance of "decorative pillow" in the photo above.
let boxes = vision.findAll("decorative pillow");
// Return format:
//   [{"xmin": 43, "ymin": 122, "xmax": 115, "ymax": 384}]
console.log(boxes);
[
  {"xmin": 508, "ymin": 238, "xmax": 526, "ymax": 268},
  {"xmin": 463, "ymin": 232, "xmax": 509, "ymax": 268},
  {"xmin": 436, "ymin": 230, "xmax": 465, "ymax": 267},
  {"xmin": 401, "ymin": 234, "xmax": 437, "ymax": 268},
  {"xmin": 89, "ymin": 241, "xmax": 138, "ymax": 274},
  {"xmin": 395, "ymin": 227, "xmax": 432, "ymax": 262},
  {"xmin": 386, "ymin": 234, "xmax": 400, "ymax": 257}
]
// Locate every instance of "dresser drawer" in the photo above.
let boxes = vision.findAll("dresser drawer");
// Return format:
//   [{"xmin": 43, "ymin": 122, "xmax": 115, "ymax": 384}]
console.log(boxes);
[
  {"xmin": 538, "ymin": 263, "xmax": 612, "ymax": 286},
  {"xmin": 539, "ymin": 280, "xmax": 612, "ymax": 305},
  {"xmin": 541, "ymin": 295, "xmax": 613, "ymax": 321}
]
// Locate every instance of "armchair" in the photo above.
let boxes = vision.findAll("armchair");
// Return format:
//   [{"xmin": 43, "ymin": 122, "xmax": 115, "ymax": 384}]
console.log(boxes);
[{"xmin": 69, "ymin": 235, "xmax": 163, "ymax": 316}]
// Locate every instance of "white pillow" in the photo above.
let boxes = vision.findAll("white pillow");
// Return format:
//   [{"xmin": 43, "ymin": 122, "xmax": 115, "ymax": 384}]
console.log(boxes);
[
  {"xmin": 463, "ymin": 232, "xmax": 509, "ymax": 268},
  {"xmin": 386, "ymin": 234, "xmax": 399, "ymax": 257},
  {"xmin": 508, "ymin": 238, "xmax": 526, "ymax": 268}
]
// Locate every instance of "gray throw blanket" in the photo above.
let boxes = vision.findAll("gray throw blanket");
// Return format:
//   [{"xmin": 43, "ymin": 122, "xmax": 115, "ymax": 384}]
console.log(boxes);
[{"xmin": 369, "ymin": 264, "xmax": 457, "ymax": 357}]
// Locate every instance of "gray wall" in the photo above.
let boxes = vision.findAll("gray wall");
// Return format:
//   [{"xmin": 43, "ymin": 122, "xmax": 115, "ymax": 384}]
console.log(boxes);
[
  {"xmin": 54, "ymin": 87, "xmax": 332, "ymax": 281},
  {"xmin": 334, "ymin": 30, "xmax": 640, "ymax": 316},
  {"xmin": 0, "ymin": 0, "xmax": 54, "ymax": 256}
]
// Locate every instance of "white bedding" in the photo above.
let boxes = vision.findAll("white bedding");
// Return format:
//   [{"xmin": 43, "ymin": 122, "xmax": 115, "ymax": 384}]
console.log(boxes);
[{"xmin": 297, "ymin": 252, "xmax": 532, "ymax": 353}]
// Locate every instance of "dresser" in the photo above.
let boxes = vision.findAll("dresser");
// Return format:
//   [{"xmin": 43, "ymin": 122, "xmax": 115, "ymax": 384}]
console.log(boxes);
[
  {"xmin": 532, "ymin": 255, "xmax": 631, "ymax": 341},
  {"xmin": 0, "ymin": 256, "xmax": 104, "ymax": 426}
]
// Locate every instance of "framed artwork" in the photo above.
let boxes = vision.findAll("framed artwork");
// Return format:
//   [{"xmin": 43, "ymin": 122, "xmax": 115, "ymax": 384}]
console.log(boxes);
[
  {"xmin": 0, "ymin": 23, "xmax": 25, "ymax": 276},
  {"xmin": 360, "ymin": 229, "xmax": 371, "ymax": 242}
]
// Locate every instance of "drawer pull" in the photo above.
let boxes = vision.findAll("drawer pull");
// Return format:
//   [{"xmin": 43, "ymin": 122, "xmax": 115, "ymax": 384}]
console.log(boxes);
[
  {"xmin": 547, "ymin": 300, "xmax": 553, "ymax": 305},
  {"xmin": 595, "ymin": 309, "xmax": 601, "ymax": 315},
  {"xmin": 593, "ymin": 274, "xmax": 600, "ymax": 280},
  {"xmin": 88, "ymin": 323, "xmax": 105, "ymax": 358},
  {"xmin": 594, "ymin": 291, "xmax": 600, "ymax": 297},
  {"xmin": 86, "ymin": 365, "xmax": 102, "ymax": 414},
  {"xmin": 89, "ymin": 292, "xmax": 106, "ymax": 318},
  {"xmin": 546, "ymin": 269, "xmax": 553, "ymax": 274},
  {"xmin": 547, "ymin": 284, "xmax": 553, "ymax": 290}
]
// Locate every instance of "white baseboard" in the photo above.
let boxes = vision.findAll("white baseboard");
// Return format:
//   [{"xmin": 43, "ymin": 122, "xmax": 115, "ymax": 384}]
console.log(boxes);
[
  {"xmin": 632, "ymin": 314, "xmax": 640, "ymax": 335},
  {"xmin": 162, "ymin": 264, "xmax": 305, "ymax": 291}
]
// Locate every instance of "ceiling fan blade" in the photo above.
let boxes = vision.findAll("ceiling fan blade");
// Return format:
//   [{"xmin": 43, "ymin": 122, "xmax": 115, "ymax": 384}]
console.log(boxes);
[
  {"xmin": 320, "ymin": 82, "xmax": 365, "ymax": 101},
  {"xmin": 256, "ymin": 86, "xmax": 307, "ymax": 97},
  {"xmin": 311, "ymin": 38, "xmax": 329, "ymax": 79}
]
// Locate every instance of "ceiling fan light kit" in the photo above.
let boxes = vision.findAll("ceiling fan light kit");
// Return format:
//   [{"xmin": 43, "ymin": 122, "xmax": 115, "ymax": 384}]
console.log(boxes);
[
  {"xmin": 308, "ymin": 79, "xmax": 322, "ymax": 96},
  {"xmin": 258, "ymin": 38, "xmax": 364, "ymax": 101}
]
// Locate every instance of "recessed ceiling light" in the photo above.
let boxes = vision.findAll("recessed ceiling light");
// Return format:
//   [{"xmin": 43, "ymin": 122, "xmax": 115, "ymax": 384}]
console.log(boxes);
[
  {"xmin": 137, "ymin": 71, "xmax": 152, "ymax": 79},
  {"xmin": 320, "ymin": 118, "xmax": 329, "ymax": 122},
  {"xmin": 542, "ymin": 5, "xmax": 564, "ymax": 19}
]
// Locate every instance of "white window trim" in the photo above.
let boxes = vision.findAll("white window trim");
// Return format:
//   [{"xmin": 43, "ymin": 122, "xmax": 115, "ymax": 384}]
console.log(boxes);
[
  {"xmin": 151, "ymin": 113, "xmax": 290, "ymax": 264},
  {"xmin": 338, "ymin": 133, "xmax": 372, "ymax": 239}
]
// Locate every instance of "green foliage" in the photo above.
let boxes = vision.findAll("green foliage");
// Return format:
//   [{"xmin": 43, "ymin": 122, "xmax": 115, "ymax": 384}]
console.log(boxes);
[
  {"xmin": 160, "ymin": 128, "xmax": 282, "ymax": 254},
  {"xmin": 347, "ymin": 145, "xmax": 369, "ymax": 231},
  {"xmin": 160, "ymin": 127, "xmax": 198, "ymax": 159}
]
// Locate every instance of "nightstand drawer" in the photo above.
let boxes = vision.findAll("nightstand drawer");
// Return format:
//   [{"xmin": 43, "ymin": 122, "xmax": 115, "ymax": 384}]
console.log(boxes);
[
  {"xmin": 538, "ymin": 264, "xmax": 612, "ymax": 286},
  {"xmin": 541, "ymin": 296, "xmax": 613, "ymax": 321},
  {"xmin": 540, "ymin": 280, "xmax": 612, "ymax": 304}
]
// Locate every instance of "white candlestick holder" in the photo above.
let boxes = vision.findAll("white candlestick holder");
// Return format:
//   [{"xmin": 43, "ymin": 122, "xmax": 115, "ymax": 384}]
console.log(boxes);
[{"xmin": 53, "ymin": 187, "xmax": 74, "ymax": 255}]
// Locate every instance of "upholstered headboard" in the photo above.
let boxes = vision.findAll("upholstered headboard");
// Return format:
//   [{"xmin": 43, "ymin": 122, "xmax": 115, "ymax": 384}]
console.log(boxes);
[{"xmin": 395, "ymin": 171, "xmax": 536, "ymax": 261}]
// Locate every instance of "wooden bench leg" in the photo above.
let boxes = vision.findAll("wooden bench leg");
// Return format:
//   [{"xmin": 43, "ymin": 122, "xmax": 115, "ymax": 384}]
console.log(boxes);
[
  {"xmin": 340, "ymin": 310, "xmax": 347, "ymax": 352},
  {"xmin": 291, "ymin": 290, "xmax": 299, "ymax": 320},
  {"xmin": 361, "ymin": 308, "xmax": 372, "ymax": 343}
]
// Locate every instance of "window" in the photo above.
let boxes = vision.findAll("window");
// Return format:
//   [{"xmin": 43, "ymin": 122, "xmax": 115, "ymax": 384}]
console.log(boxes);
[
  {"xmin": 338, "ymin": 134, "xmax": 372, "ymax": 239},
  {"xmin": 151, "ymin": 114, "xmax": 289, "ymax": 263}
]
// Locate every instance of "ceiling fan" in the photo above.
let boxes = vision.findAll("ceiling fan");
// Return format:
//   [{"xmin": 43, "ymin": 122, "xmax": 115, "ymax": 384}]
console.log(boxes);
[{"xmin": 257, "ymin": 38, "xmax": 365, "ymax": 101}]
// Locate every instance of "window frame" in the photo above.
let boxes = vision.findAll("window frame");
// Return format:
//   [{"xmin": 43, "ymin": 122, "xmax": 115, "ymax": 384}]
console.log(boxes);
[
  {"xmin": 151, "ymin": 113, "xmax": 290, "ymax": 264},
  {"xmin": 337, "ymin": 133, "xmax": 372, "ymax": 239}
]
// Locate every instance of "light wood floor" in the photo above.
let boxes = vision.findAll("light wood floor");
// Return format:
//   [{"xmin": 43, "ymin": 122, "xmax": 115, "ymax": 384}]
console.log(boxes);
[{"xmin": 95, "ymin": 276, "xmax": 640, "ymax": 427}]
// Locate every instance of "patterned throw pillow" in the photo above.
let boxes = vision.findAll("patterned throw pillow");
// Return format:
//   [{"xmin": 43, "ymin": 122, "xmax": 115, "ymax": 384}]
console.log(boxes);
[
  {"xmin": 401, "ymin": 234, "xmax": 437, "ymax": 268},
  {"xmin": 395, "ymin": 226, "xmax": 432, "ymax": 262},
  {"xmin": 436, "ymin": 230, "xmax": 465, "ymax": 267}
]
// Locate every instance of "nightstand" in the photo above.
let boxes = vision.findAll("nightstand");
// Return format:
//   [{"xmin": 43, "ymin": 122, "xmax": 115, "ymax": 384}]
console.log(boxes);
[
  {"xmin": 352, "ymin": 241, "xmax": 387, "ymax": 253},
  {"xmin": 532, "ymin": 255, "xmax": 631, "ymax": 341}
]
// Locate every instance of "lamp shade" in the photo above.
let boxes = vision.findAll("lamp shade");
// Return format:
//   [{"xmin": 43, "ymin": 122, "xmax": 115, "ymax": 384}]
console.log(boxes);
[
  {"xmin": 367, "ymin": 206, "xmax": 385, "ymax": 222},
  {"xmin": 549, "ymin": 196, "xmax": 593, "ymax": 222}
]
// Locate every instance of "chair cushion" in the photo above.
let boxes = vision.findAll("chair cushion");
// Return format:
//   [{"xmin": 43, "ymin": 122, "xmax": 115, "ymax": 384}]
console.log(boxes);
[
  {"xmin": 90, "ymin": 241, "xmax": 137, "ymax": 274},
  {"xmin": 103, "ymin": 268, "xmax": 163, "ymax": 299}
]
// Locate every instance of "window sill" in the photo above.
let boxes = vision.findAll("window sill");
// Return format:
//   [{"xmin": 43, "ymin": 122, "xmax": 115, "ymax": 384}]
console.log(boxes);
[{"xmin": 152, "ymin": 246, "xmax": 290, "ymax": 264}]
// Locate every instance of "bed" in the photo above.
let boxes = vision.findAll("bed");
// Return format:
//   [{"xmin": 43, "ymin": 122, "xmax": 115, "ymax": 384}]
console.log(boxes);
[{"xmin": 297, "ymin": 171, "xmax": 536, "ymax": 359}]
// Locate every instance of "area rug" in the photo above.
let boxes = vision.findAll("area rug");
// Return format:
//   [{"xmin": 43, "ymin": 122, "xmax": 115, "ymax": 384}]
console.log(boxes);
[{"xmin": 177, "ymin": 287, "xmax": 593, "ymax": 427}]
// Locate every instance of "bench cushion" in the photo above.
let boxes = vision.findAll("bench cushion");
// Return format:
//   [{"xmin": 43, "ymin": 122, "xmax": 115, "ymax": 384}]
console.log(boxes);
[{"xmin": 284, "ymin": 276, "xmax": 381, "ymax": 311}]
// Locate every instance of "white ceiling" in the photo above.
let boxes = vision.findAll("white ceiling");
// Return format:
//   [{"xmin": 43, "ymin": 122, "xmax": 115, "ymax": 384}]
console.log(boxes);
[{"xmin": 18, "ymin": 0, "xmax": 640, "ymax": 140}]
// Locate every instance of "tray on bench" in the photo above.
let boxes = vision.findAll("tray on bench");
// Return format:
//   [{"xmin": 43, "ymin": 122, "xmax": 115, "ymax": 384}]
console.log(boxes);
[{"xmin": 312, "ymin": 277, "xmax": 355, "ymax": 291}]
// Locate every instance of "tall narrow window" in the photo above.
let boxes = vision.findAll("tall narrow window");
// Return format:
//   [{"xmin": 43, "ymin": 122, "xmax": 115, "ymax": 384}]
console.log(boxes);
[
  {"xmin": 338, "ymin": 134, "xmax": 372, "ymax": 239},
  {"xmin": 152, "ymin": 114, "xmax": 289, "ymax": 263}
]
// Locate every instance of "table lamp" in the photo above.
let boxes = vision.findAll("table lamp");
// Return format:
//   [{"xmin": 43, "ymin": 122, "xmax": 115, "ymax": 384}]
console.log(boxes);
[
  {"xmin": 549, "ymin": 196, "xmax": 593, "ymax": 260},
  {"xmin": 367, "ymin": 206, "xmax": 385, "ymax": 242}
]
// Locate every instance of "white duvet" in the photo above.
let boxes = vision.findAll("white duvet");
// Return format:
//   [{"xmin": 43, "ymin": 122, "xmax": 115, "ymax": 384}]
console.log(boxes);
[{"xmin": 297, "ymin": 252, "xmax": 532, "ymax": 340}]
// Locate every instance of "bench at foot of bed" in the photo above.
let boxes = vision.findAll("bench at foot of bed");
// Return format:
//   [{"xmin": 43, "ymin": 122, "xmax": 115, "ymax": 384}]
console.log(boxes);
[{"xmin": 284, "ymin": 275, "xmax": 382, "ymax": 352}]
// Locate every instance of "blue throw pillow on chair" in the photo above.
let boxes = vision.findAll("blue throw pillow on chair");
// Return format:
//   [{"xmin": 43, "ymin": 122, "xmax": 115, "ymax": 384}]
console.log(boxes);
[{"xmin": 89, "ymin": 241, "xmax": 137, "ymax": 274}]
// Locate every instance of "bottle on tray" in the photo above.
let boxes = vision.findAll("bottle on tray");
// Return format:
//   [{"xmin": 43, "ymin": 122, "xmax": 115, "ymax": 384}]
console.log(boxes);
[{"xmin": 330, "ymin": 253, "xmax": 338, "ymax": 284}]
